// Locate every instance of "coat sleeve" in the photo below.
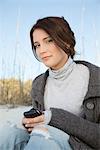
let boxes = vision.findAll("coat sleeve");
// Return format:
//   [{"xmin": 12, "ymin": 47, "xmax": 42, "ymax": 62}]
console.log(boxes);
[{"xmin": 49, "ymin": 107, "xmax": 100, "ymax": 149}]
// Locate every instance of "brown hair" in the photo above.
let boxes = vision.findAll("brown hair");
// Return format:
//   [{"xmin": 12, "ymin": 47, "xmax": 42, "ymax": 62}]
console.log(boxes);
[{"xmin": 30, "ymin": 16, "xmax": 76, "ymax": 59}]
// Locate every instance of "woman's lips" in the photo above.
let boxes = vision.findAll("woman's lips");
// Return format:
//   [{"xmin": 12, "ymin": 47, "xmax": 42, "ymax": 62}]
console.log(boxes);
[{"xmin": 42, "ymin": 56, "xmax": 52, "ymax": 61}]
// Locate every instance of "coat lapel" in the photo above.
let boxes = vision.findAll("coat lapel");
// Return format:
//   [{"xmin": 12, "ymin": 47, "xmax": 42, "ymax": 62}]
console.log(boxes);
[{"xmin": 31, "ymin": 70, "xmax": 49, "ymax": 111}]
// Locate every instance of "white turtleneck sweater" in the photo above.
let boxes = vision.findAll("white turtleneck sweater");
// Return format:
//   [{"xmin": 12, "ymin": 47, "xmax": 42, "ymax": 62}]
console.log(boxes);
[{"xmin": 44, "ymin": 57, "xmax": 89, "ymax": 116}]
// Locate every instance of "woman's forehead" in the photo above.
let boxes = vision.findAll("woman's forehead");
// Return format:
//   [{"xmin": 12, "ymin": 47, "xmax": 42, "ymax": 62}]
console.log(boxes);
[{"xmin": 33, "ymin": 29, "xmax": 49, "ymax": 42}]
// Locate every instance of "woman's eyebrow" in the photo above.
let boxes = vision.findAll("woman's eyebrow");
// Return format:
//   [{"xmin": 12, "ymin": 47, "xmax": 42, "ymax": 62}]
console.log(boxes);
[
  {"xmin": 34, "ymin": 36, "xmax": 51, "ymax": 44},
  {"xmin": 43, "ymin": 36, "xmax": 50, "ymax": 41}
]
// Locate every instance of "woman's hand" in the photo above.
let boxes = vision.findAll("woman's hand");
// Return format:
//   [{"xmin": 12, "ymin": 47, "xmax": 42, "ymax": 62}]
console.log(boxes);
[{"xmin": 22, "ymin": 114, "xmax": 46, "ymax": 132}]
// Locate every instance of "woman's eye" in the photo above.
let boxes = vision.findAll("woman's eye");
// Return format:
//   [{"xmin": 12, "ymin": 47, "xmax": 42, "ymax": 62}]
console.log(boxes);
[
  {"xmin": 47, "ymin": 38, "xmax": 53, "ymax": 43},
  {"xmin": 34, "ymin": 44, "xmax": 40, "ymax": 49}
]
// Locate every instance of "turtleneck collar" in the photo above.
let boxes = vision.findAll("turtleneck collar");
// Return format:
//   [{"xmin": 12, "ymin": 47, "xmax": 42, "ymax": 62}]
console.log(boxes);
[{"xmin": 49, "ymin": 57, "xmax": 76, "ymax": 80}]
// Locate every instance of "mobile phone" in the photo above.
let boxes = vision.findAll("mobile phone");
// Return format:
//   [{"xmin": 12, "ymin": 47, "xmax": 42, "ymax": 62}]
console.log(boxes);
[{"xmin": 23, "ymin": 108, "xmax": 42, "ymax": 118}]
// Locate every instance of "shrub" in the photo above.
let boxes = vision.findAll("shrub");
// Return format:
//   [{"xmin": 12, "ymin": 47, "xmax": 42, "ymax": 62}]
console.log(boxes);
[{"xmin": 0, "ymin": 78, "xmax": 32, "ymax": 106}]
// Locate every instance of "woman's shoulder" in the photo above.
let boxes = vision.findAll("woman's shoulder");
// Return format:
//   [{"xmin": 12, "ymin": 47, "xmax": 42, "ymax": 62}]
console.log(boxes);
[
  {"xmin": 75, "ymin": 60, "xmax": 100, "ymax": 72},
  {"xmin": 74, "ymin": 60, "xmax": 100, "ymax": 68},
  {"xmin": 75, "ymin": 60, "xmax": 100, "ymax": 87}
]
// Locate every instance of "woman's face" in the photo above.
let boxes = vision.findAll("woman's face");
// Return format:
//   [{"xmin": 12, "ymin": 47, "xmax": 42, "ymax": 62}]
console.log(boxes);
[{"xmin": 33, "ymin": 29, "xmax": 68, "ymax": 70}]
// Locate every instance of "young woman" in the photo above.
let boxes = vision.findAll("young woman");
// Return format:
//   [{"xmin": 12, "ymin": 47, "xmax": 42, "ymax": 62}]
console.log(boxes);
[{"xmin": 0, "ymin": 16, "xmax": 100, "ymax": 150}]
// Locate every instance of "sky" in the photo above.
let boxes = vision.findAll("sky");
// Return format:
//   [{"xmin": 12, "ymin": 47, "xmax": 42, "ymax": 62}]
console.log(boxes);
[{"xmin": 0, "ymin": 0, "xmax": 100, "ymax": 80}]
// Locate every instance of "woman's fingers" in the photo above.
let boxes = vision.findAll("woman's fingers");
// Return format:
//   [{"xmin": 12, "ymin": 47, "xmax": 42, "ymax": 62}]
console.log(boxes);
[
  {"xmin": 22, "ymin": 115, "xmax": 45, "ymax": 128},
  {"xmin": 27, "ymin": 128, "xmax": 33, "ymax": 133},
  {"xmin": 22, "ymin": 115, "xmax": 47, "ymax": 134},
  {"xmin": 30, "ymin": 114, "xmax": 45, "ymax": 124}
]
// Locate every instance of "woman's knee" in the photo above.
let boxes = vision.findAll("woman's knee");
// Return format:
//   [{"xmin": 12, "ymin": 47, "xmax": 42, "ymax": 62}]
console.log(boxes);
[
  {"xmin": 24, "ymin": 134, "xmax": 61, "ymax": 150},
  {"xmin": 0, "ymin": 125, "xmax": 29, "ymax": 150},
  {"xmin": 0, "ymin": 125, "xmax": 28, "ymax": 140}
]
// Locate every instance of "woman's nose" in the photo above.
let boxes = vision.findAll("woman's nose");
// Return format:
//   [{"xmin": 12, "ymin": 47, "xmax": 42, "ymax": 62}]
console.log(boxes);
[{"xmin": 39, "ymin": 45, "xmax": 48, "ymax": 53}]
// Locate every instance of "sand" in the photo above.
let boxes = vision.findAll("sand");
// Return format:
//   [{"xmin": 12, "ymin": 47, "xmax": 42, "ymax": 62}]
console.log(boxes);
[{"xmin": 0, "ymin": 105, "xmax": 32, "ymax": 128}]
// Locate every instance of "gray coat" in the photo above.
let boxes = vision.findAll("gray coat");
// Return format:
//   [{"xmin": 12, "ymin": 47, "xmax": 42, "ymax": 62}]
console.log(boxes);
[{"xmin": 31, "ymin": 60, "xmax": 100, "ymax": 150}]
